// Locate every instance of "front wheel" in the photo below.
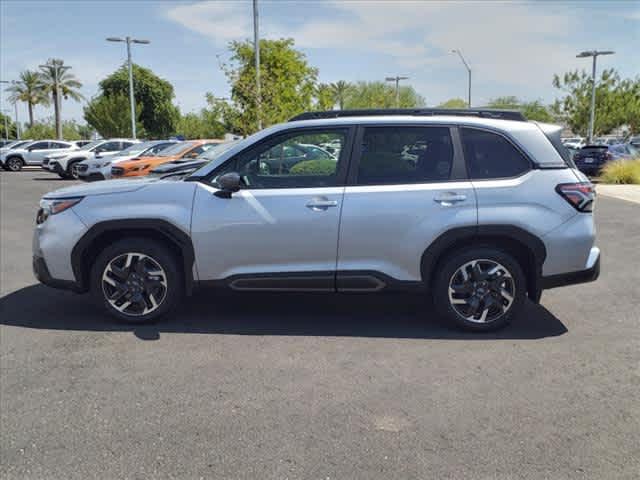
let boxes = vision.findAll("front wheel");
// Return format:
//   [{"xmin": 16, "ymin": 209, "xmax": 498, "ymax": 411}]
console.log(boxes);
[
  {"xmin": 6, "ymin": 157, "xmax": 23, "ymax": 172},
  {"xmin": 432, "ymin": 247, "xmax": 526, "ymax": 331},
  {"xmin": 90, "ymin": 238, "xmax": 183, "ymax": 323}
]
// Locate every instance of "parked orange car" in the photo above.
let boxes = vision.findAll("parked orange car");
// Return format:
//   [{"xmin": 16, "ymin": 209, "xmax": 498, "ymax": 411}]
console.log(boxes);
[{"xmin": 110, "ymin": 140, "xmax": 225, "ymax": 178}]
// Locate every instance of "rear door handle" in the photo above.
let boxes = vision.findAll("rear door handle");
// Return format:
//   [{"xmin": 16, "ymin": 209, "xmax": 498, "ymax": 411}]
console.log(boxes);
[
  {"xmin": 434, "ymin": 192, "xmax": 467, "ymax": 206},
  {"xmin": 306, "ymin": 198, "xmax": 338, "ymax": 211}
]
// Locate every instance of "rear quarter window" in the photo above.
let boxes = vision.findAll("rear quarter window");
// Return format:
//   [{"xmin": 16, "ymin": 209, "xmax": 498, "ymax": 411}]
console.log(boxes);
[{"xmin": 460, "ymin": 128, "xmax": 530, "ymax": 179}]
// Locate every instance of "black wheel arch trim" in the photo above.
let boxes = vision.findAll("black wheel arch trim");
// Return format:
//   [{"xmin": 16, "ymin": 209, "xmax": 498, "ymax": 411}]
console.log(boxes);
[
  {"xmin": 70, "ymin": 219, "xmax": 196, "ymax": 295},
  {"xmin": 420, "ymin": 225, "xmax": 547, "ymax": 301}
]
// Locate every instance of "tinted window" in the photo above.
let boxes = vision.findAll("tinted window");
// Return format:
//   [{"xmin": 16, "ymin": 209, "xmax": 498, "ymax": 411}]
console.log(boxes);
[
  {"xmin": 214, "ymin": 129, "xmax": 346, "ymax": 189},
  {"xmin": 356, "ymin": 126, "xmax": 453, "ymax": 185},
  {"xmin": 28, "ymin": 141, "xmax": 49, "ymax": 150},
  {"xmin": 121, "ymin": 141, "xmax": 135, "ymax": 149},
  {"xmin": 461, "ymin": 128, "xmax": 530, "ymax": 179},
  {"xmin": 98, "ymin": 141, "xmax": 122, "ymax": 152},
  {"xmin": 50, "ymin": 142, "xmax": 70, "ymax": 149}
]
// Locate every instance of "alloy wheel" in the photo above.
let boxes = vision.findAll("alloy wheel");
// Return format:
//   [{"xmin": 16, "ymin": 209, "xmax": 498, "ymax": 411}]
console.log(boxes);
[
  {"xmin": 7, "ymin": 158, "xmax": 22, "ymax": 171},
  {"xmin": 101, "ymin": 252, "xmax": 168, "ymax": 316},
  {"xmin": 448, "ymin": 259, "xmax": 516, "ymax": 323}
]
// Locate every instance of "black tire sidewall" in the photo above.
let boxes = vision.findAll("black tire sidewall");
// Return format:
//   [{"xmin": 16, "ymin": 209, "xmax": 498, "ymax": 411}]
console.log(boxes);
[
  {"xmin": 90, "ymin": 238, "xmax": 183, "ymax": 324},
  {"xmin": 433, "ymin": 247, "xmax": 526, "ymax": 332},
  {"xmin": 7, "ymin": 157, "xmax": 22, "ymax": 171},
  {"xmin": 67, "ymin": 160, "xmax": 80, "ymax": 179}
]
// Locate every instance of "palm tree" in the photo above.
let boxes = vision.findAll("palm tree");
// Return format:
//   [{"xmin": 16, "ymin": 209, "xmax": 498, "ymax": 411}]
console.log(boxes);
[
  {"xmin": 330, "ymin": 81, "xmax": 352, "ymax": 110},
  {"xmin": 38, "ymin": 59, "xmax": 83, "ymax": 139},
  {"xmin": 5, "ymin": 70, "xmax": 48, "ymax": 128}
]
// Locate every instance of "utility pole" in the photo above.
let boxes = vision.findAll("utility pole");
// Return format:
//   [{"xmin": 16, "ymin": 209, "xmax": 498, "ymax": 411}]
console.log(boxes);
[
  {"xmin": 253, "ymin": 0, "xmax": 262, "ymax": 130},
  {"xmin": 107, "ymin": 36, "xmax": 150, "ymax": 139},
  {"xmin": 385, "ymin": 76, "xmax": 409, "ymax": 107},
  {"xmin": 451, "ymin": 49, "xmax": 471, "ymax": 108},
  {"xmin": 576, "ymin": 50, "xmax": 615, "ymax": 144}
]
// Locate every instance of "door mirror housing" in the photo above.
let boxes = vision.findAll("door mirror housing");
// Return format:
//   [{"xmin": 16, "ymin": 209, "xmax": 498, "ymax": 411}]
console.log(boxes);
[{"xmin": 215, "ymin": 172, "xmax": 241, "ymax": 198}]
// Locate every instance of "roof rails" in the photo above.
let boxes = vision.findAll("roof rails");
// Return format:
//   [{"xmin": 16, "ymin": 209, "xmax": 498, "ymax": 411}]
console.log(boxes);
[{"xmin": 290, "ymin": 108, "xmax": 527, "ymax": 122}]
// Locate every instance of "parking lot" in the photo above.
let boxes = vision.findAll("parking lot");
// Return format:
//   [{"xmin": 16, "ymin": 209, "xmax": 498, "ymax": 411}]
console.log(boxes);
[{"xmin": 1, "ymin": 171, "xmax": 639, "ymax": 478}]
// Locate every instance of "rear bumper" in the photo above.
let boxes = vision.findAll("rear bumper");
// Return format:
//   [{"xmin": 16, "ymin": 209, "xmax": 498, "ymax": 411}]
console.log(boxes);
[{"xmin": 541, "ymin": 247, "xmax": 600, "ymax": 289}]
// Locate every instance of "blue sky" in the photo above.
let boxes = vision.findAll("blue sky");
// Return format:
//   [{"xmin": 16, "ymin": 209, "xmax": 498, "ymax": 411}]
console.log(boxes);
[{"xmin": 1, "ymin": 0, "xmax": 638, "ymax": 124}]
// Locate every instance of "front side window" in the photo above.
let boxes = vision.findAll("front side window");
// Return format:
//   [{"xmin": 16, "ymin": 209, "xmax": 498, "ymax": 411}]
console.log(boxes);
[
  {"xmin": 29, "ymin": 141, "xmax": 49, "ymax": 150},
  {"xmin": 214, "ymin": 129, "xmax": 347, "ymax": 189},
  {"xmin": 356, "ymin": 126, "xmax": 453, "ymax": 185},
  {"xmin": 461, "ymin": 128, "xmax": 530, "ymax": 179}
]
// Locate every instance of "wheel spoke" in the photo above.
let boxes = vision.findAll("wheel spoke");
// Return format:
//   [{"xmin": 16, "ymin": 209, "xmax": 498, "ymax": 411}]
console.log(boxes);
[
  {"xmin": 500, "ymin": 288, "xmax": 514, "ymax": 304},
  {"xmin": 478, "ymin": 307, "xmax": 489, "ymax": 323}
]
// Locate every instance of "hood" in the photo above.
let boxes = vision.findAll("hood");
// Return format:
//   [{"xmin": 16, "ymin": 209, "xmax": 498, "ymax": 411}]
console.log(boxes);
[{"xmin": 43, "ymin": 178, "xmax": 156, "ymax": 199}]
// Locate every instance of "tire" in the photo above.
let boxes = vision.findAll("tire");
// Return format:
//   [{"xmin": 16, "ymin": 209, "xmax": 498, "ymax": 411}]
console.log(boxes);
[
  {"xmin": 67, "ymin": 160, "xmax": 81, "ymax": 180},
  {"xmin": 432, "ymin": 247, "xmax": 526, "ymax": 332},
  {"xmin": 6, "ymin": 156, "xmax": 23, "ymax": 172},
  {"xmin": 90, "ymin": 238, "xmax": 183, "ymax": 324}
]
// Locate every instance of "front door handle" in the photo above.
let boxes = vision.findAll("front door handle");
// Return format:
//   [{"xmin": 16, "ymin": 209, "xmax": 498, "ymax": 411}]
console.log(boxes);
[
  {"xmin": 306, "ymin": 197, "xmax": 338, "ymax": 211},
  {"xmin": 434, "ymin": 192, "xmax": 467, "ymax": 206}
]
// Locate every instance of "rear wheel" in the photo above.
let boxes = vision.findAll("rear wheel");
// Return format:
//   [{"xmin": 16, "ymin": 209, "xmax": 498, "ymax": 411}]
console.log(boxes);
[
  {"xmin": 90, "ymin": 238, "xmax": 183, "ymax": 323},
  {"xmin": 6, "ymin": 157, "xmax": 23, "ymax": 172},
  {"xmin": 433, "ymin": 247, "xmax": 526, "ymax": 331}
]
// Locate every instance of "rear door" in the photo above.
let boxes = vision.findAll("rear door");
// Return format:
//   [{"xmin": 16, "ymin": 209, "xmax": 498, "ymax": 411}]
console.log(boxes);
[
  {"xmin": 336, "ymin": 124, "xmax": 477, "ymax": 287},
  {"xmin": 23, "ymin": 141, "xmax": 52, "ymax": 165}
]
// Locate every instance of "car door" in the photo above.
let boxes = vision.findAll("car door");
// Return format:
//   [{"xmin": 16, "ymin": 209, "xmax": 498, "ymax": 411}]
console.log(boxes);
[
  {"xmin": 336, "ymin": 124, "xmax": 477, "ymax": 288},
  {"xmin": 191, "ymin": 127, "xmax": 354, "ymax": 288},
  {"xmin": 23, "ymin": 141, "xmax": 52, "ymax": 165}
]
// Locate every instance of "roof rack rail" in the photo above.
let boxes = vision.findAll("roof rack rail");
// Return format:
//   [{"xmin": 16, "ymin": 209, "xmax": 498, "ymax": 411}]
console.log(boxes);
[{"xmin": 290, "ymin": 108, "xmax": 527, "ymax": 122}]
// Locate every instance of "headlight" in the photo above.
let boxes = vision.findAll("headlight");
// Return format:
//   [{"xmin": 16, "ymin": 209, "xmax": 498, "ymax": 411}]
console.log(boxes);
[{"xmin": 37, "ymin": 197, "xmax": 83, "ymax": 224}]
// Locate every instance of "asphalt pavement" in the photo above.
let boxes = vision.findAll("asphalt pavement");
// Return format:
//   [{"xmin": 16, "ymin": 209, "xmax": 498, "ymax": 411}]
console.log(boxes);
[{"xmin": 1, "ymin": 171, "xmax": 639, "ymax": 479}]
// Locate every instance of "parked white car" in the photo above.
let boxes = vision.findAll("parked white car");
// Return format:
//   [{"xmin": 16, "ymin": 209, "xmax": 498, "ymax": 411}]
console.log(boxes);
[
  {"xmin": 77, "ymin": 140, "xmax": 179, "ymax": 181},
  {"xmin": 42, "ymin": 139, "xmax": 139, "ymax": 179},
  {"xmin": 1, "ymin": 140, "xmax": 81, "ymax": 171}
]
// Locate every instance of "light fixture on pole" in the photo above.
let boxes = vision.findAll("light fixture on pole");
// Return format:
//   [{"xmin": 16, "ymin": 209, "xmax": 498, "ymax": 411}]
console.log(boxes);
[
  {"xmin": 385, "ymin": 76, "xmax": 409, "ymax": 108},
  {"xmin": 253, "ymin": 0, "xmax": 262, "ymax": 130},
  {"xmin": 451, "ymin": 49, "xmax": 471, "ymax": 108},
  {"xmin": 576, "ymin": 50, "xmax": 615, "ymax": 144},
  {"xmin": 106, "ymin": 36, "xmax": 150, "ymax": 139}
]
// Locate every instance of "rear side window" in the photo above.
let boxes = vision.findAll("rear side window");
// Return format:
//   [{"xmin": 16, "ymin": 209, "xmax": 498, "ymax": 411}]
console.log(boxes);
[
  {"xmin": 356, "ymin": 126, "xmax": 453, "ymax": 185},
  {"xmin": 461, "ymin": 128, "xmax": 530, "ymax": 179}
]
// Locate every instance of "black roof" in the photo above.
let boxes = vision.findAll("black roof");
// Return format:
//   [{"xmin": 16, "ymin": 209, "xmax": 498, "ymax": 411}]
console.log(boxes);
[{"xmin": 290, "ymin": 108, "xmax": 527, "ymax": 122}]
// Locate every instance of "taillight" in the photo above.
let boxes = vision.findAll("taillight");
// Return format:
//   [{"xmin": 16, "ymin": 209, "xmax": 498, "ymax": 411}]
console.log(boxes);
[{"xmin": 556, "ymin": 182, "xmax": 595, "ymax": 212}]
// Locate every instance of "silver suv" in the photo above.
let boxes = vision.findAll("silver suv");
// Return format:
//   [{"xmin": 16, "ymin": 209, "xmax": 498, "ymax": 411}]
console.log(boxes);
[{"xmin": 32, "ymin": 109, "xmax": 599, "ymax": 331}]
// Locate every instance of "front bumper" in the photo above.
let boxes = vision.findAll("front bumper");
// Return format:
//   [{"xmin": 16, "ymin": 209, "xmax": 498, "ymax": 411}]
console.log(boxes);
[
  {"xmin": 541, "ymin": 247, "xmax": 600, "ymax": 289},
  {"xmin": 47, "ymin": 161, "xmax": 65, "ymax": 175},
  {"xmin": 33, "ymin": 255, "xmax": 83, "ymax": 292}
]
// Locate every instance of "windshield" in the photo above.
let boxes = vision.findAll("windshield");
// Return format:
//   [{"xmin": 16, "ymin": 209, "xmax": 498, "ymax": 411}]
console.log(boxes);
[
  {"xmin": 157, "ymin": 141, "xmax": 197, "ymax": 157},
  {"xmin": 114, "ymin": 142, "xmax": 149, "ymax": 157},
  {"xmin": 197, "ymin": 141, "xmax": 238, "ymax": 160},
  {"xmin": 81, "ymin": 140, "xmax": 103, "ymax": 151}
]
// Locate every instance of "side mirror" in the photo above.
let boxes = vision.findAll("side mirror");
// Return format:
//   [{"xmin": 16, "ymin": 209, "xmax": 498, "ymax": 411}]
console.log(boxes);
[{"xmin": 215, "ymin": 172, "xmax": 241, "ymax": 198}]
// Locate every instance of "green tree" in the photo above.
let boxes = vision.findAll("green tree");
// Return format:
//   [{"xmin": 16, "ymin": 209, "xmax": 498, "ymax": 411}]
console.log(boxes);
[
  {"xmin": 315, "ymin": 83, "xmax": 336, "ymax": 111},
  {"xmin": 437, "ymin": 98, "xmax": 468, "ymax": 109},
  {"xmin": 343, "ymin": 81, "xmax": 425, "ymax": 109},
  {"xmin": 552, "ymin": 69, "xmax": 639, "ymax": 135},
  {"xmin": 22, "ymin": 119, "xmax": 85, "ymax": 140},
  {"xmin": 98, "ymin": 64, "xmax": 179, "ymax": 137},
  {"xmin": 486, "ymin": 96, "xmax": 554, "ymax": 123},
  {"xmin": 330, "ymin": 81, "xmax": 352, "ymax": 110},
  {"xmin": 38, "ymin": 59, "xmax": 84, "ymax": 139},
  {"xmin": 176, "ymin": 108, "xmax": 226, "ymax": 140},
  {"xmin": 220, "ymin": 38, "xmax": 318, "ymax": 135},
  {"xmin": 0, "ymin": 112, "xmax": 17, "ymax": 139},
  {"xmin": 5, "ymin": 70, "xmax": 49, "ymax": 127},
  {"xmin": 84, "ymin": 94, "xmax": 144, "ymax": 138}
]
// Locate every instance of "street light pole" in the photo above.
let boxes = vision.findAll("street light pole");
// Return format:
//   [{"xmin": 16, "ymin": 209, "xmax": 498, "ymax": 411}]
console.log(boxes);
[
  {"xmin": 451, "ymin": 49, "xmax": 471, "ymax": 108},
  {"xmin": 576, "ymin": 50, "xmax": 615, "ymax": 144},
  {"xmin": 253, "ymin": 0, "xmax": 262, "ymax": 130},
  {"xmin": 385, "ymin": 76, "xmax": 409, "ymax": 107},
  {"xmin": 106, "ymin": 36, "xmax": 150, "ymax": 139}
]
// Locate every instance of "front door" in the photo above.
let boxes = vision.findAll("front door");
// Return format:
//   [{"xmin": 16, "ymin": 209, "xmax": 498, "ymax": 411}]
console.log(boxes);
[{"xmin": 191, "ymin": 127, "xmax": 353, "ymax": 289}]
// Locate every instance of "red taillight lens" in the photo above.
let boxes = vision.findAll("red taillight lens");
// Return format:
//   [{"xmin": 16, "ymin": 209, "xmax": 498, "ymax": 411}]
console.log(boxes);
[{"xmin": 556, "ymin": 182, "xmax": 595, "ymax": 212}]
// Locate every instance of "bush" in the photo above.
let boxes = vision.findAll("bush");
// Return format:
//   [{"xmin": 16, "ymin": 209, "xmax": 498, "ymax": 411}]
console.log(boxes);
[
  {"xmin": 600, "ymin": 159, "xmax": 640, "ymax": 184},
  {"xmin": 289, "ymin": 159, "xmax": 336, "ymax": 175}
]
